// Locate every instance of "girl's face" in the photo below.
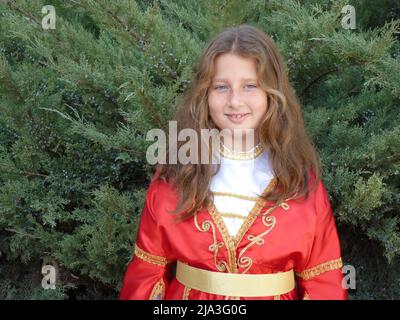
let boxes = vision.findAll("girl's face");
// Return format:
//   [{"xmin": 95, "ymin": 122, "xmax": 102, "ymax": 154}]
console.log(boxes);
[{"xmin": 208, "ymin": 53, "xmax": 267, "ymax": 141}]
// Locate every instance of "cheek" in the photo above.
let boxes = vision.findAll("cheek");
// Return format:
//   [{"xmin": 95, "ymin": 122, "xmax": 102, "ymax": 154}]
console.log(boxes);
[
  {"xmin": 250, "ymin": 93, "xmax": 268, "ymax": 113},
  {"xmin": 208, "ymin": 94, "xmax": 225, "ymax": 115}
]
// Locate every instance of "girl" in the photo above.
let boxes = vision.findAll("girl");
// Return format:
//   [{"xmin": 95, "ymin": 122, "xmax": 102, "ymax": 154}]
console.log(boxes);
[{"xmin": 119, "ymin": 24, "xmax": 348, "ymax": 300}]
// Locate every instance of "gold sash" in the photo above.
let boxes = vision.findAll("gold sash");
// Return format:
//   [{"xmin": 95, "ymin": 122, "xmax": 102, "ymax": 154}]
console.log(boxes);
[{"xmin": 176, "ymin": 261, "xmax": 295, "ymax": 297}]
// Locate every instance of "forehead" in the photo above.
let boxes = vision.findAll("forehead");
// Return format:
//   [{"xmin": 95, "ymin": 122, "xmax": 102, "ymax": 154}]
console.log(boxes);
[{"xmin": 212, "ymin": 53, "xmax": 258, "ymax": 81}]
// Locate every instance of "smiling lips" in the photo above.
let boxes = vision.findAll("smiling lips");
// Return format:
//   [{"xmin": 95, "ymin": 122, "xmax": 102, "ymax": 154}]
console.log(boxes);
[{"xmin": 225, "ymin": 113, "xmax": 250, "ymax": 124}]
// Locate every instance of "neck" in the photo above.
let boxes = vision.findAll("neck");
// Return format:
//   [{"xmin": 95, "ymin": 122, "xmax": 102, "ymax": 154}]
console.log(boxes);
[{"xmin": 221, "ymin": 132, "xmax": 260, "ymax": 152}]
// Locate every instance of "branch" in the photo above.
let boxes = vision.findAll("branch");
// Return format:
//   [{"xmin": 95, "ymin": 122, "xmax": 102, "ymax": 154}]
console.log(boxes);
[
  {"xmin": 96, "ymin": 1, "xmax": 148, "ymax": 51},
  {"xmin": 7, "ymin": 0, "xmax": 41, "ymax": 26},
  {"xmin": 136, "ymin": 89, "xmax": 165, "ymax": 129},
  {"xmin": 113, "ymin": 147, "xmax": 143, "ymax": 156},
  {"xmin": 21, "ymin": 171, "xmax": 49, "ymax": 178},
  {"xmin": 4, "ymin": 228, "xmax": 38, "ymax": 239},
  {"xmin": 76, "ymin": 79, "xmax": 119, "ymax": 107},
  {"xmin": 300, "ymin": 67, "xmax": 338, "ymax": 98}
]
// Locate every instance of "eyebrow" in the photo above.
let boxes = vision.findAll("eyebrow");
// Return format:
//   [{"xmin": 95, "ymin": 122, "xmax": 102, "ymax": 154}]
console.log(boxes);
[{"xmin": 213, "ymin": 78, "xmax": 258, "ymax": 82}]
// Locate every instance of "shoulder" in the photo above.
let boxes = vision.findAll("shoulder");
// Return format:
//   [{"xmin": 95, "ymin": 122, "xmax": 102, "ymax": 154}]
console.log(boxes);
[
  {"xmin": 293, "ymin": 169, "xmax": 332, "ymax": 218},
  {"xmin": 307, "ymin": 170, "xmax": 335, "ymax": 222},
  {"xmin": 144, "ymin": 178, "xmax": 179, "ymax": 221},
  {"xmin": 147, "ymin": 178, "xmax": 178, "ymax": 199}
]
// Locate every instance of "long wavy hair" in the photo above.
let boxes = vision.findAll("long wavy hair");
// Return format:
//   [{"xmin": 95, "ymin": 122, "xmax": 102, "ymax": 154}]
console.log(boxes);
[{"xmin": 155, "ymin": 24, "xmax": 322, "ymax": 223}]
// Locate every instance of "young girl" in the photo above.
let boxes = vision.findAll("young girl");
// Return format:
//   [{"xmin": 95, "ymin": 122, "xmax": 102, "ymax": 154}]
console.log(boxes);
[{"xmin": 119, "ymin": 24, "xmax": 348, "ymax": 300}]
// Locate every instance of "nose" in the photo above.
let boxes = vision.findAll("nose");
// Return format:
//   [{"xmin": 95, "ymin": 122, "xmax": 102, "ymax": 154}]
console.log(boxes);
[{"xmin": 227, "ymin": 87, "xmax": 243, "ymax": 110}]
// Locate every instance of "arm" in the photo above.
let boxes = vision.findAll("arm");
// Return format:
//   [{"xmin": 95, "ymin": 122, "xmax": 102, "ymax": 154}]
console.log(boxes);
[
  {"xmin": 295, "ymin": 180, "xmax": 348, "ymax": 300},
  {"xmin": 119, "ymin": 181, "xmax": 175, "ymax": 300}
]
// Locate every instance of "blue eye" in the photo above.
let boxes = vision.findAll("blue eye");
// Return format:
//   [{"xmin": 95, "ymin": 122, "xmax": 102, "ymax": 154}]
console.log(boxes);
[
  {"xmin": 212, "ymin": 84, "xmax": 257, "ymax": 91},
  {"xmin": 214, "ymin": 85, "xmax": 227, "ymax": 90},
  {"xmin": 214, "ymin": 86, "xmax": 226, "ymax": 90},
  {"xmin": 245, "ymin": 84, "xmax": 257, "ymax": 89}
]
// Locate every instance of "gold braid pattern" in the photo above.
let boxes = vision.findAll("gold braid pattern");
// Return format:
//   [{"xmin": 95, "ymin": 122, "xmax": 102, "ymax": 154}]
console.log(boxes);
[
  {"xmin": 211, "ymin": 191, "xmax": 260, "ymax": 202},
  {"xmin": 194, "ymin": 211, "xmax": 232, "ymax": 273},
  {"xmin": 193, "ymin": 178, "xmax": 298, "ymax": 299},
  {"xmin": 134, "ymin": 244, "xmax": 172, "ymax": 267},
  {"xmin": 149, "ymin": 278, "xmax": 165, "ymax": 300},
  {"xmin": 236, "ymin": 200, "xmax": 291, "ymax": 273},
  {"xmin": 182, "ymin": 286, "xmax": 191, "ymax": 300},
  {"xmin": 295, "ymin": 258, "xmax": 343, "ymax": 280}
]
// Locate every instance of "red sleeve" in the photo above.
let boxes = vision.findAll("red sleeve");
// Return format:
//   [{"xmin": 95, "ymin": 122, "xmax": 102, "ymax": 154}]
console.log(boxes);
[
  {"xmin": 119, "ymin": 181, "xmax": 175, "ymax": 300},
  {"xmin": 295, "ymin": 180, "xmax": 349, "ymax": 300}
]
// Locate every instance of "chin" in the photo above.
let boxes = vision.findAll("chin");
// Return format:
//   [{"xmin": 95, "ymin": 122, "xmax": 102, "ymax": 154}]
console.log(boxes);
[{"xmin": 222, "ymin": 126, "xmax": 256, "ymax": 136}]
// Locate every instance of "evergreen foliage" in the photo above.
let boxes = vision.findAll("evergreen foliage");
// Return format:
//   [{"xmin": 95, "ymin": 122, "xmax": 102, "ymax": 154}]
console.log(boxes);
[{"xmin": 0, "ymin": 0, "xmax": 399, "ymax": 299}]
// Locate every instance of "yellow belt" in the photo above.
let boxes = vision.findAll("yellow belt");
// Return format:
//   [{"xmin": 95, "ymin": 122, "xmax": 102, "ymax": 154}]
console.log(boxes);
[{"xmin": 176, "ymin": 261, "xmax": 295, "ymax": 297}]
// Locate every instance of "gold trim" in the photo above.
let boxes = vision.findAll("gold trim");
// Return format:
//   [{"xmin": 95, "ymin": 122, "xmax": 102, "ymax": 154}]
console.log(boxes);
[
  {"xmin": 182, "ymin": 286, "xmax": 191, "ymax": 300},
  {"xmin": 234, "ymin": 191, "xmax": 276, "ymax": 247},
  {"xmin": 236, "ymin": 200, "xmax": 292, "ymax": 274},
  {"xmin": 206, "ymin": 178, "xmax": 281, "ymax": 274},
  {"xmin": 134, "ymin": 244, "xmax": 172, "ymax": 267},
  {"xmin": 274, "ymin": 295, "xmax": 281, "ymax": 300},
  {"xmin": 207, "ymin": 204, "xmax": 238, "ymax": 273},
  {"xmin": 219, "ymin": 142, "xmax": 264, "ymax": 160},
  {"xmin": 176, "ymin": 261, "xmax": 295, "ymax": 297},
  {"xmin": 295, "ymin": 258, "xmax": 343, "ymax": 280},
  {"xmin": 195, "ymin": 176, "xmax": 296, "ymax": 278},
  {"xmin": 149, "ymin": 278, "xmax": 165, "ymax": 300},
  {"xmin": 193, "ymin": 213, "xmax": 231, "ymax": 272},
  {"xmin": 210, "ymin": 178, "xmax": 277, "ymax": 245},
  {"xmin": 220, "ymin": 212, "xmax": 247, "ymax": 219},
  {"xmin": 211, "ymin": 191, "xmax": 259, "ymax": 202}
]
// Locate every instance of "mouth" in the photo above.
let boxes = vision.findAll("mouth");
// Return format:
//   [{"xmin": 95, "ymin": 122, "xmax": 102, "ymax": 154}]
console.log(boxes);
[{"xmin": 225, "ymin": 113, "xmax": 250, "ymax": 123}]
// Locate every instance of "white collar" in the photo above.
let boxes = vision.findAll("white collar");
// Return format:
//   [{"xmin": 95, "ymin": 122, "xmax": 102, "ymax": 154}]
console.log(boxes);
[{"xmin": 219, "ymin": 142, "xmax": 265, "ymax": 161}]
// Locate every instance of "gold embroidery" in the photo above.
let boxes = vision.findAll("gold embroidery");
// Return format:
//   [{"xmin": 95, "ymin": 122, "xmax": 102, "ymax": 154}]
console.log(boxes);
[
  {"xmin": 303, "ymin": 292, "xmax": 311, "ymax": 300},
  {"xmin": 233, "ymin": 179, "xmax": 278, "ymax": 246},
  {"xmin": 134, "ymin": 244, "xmax": 172, "ymax": 267},
  {"xmin": 237, "ymin": 200, "xmax": 291, "ymax": 273},
  {"xmin": 194, "ymin": 177, "xmax": 295, "ymax": 281},
  {"xmin": 205, "ymin": 178, "xmax": 285, "ymax": 274},
  {"xmin": 149, "ymin": 278, "xmax": 165, "ymax": 300},
  {"xmin": 274, "ymin": 295, "xmax": 281, "ymax": 300},
  {"xmin": 202, "ymin": 205, "xmax": 236, "ymax": 272},
  {"xmin": 182, "ymin": 286, "xmax": 191, "ymax": 300},
  {"xmin": 194, "ymin": 211, "xmax": 231, "ymax": 272},
  {"xmin": 219, "ymin": 142, "xmax": 264, "ymax": 160},
  {"xmin": 295, "ymin": 258, "xmax": 343, "ymax": 280},
  {"xmin": 219, "ymin": 212, "xmax": 247, "ymax": 219},
  {"xmin": 211, "ymin": 191, "xmax": 259, "ymax": 202}
]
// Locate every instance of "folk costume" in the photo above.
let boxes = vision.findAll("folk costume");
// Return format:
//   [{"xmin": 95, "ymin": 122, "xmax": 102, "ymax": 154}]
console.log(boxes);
[{"xmin": 119, "ymin": 143, "xmax": 348, "ymax": 300}]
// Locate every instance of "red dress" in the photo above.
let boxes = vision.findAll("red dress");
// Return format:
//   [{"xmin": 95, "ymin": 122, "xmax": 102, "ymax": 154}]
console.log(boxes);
[{"xmin": 119, "ymin": 173, "xmax": 348, "ymax": 300}]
